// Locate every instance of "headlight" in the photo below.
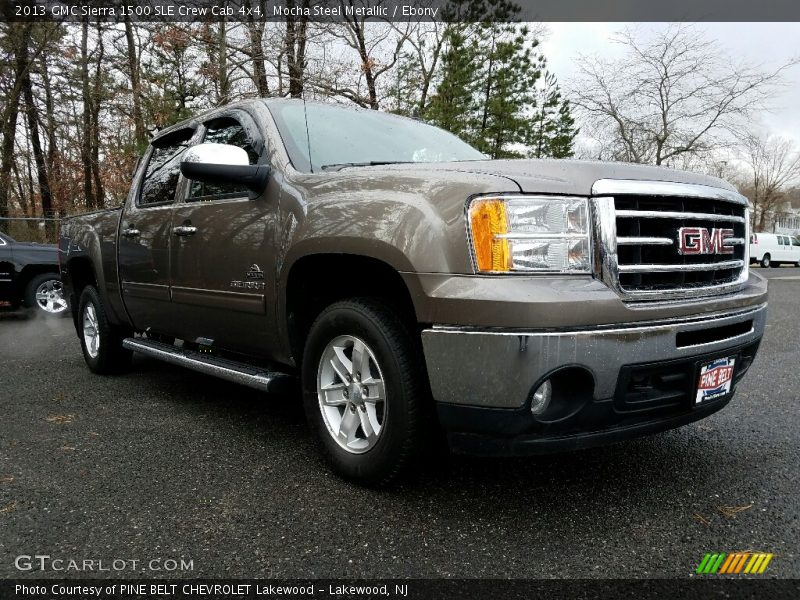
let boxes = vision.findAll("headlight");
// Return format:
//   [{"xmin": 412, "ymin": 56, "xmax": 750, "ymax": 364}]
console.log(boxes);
[{"xmin": 468, "ymin": 195, "xmax": 591, "ymax": 273}]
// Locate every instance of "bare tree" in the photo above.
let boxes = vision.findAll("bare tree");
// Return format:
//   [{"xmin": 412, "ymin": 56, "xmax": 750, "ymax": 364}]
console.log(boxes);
[
  {"xmin": 740, "ymin": 132, "xmax": 800, "ymax": 232},
  {"xmin": 570, "ymin": 24, "xmax": 797, "ymax": 165}
]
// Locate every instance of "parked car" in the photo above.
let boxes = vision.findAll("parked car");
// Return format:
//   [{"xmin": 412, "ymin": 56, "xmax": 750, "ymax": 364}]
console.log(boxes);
[
  {"xmin": 749, "ymin": 232, "xmax": 800, "ymax": 267},
  {"xmin": 0, "ymin": 231, "xmax": 66, "ymax": 316},
  {"xmin": 59, "ymin": 99, "xmax": 767, "ymax": 485}
]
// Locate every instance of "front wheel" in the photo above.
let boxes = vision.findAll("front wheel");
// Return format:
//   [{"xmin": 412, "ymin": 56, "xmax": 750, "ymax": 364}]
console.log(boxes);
[
  {"xmin": 302, "ymin": 298, "xmax": 430, "ymax": 486},
  {"xmin": 78, "ymin": 285, "xmax": 132, "ymax": 374}
]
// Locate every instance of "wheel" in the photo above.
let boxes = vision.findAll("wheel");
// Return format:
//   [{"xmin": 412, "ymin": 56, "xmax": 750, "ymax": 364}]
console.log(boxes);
[
  {"xmin": 301, "ymin": 298, "xmax": 430, "ymax": 486},
  {"xmin": 77, "ymin": 285, "xmax": 132, "ymax": 374},
  {"xmin": 25, "ymin": 273, "xmax": 68, "ymax": 316},
  {"xmin": 761, "ymin": 254, "xmax": 771, "ymax": 268}
]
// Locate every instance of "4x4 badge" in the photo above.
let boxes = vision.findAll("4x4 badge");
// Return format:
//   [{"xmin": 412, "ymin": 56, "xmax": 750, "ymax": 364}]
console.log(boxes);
[{"xmin": 246, "ymin": 264, "xmax": 264, "ymax": 280}]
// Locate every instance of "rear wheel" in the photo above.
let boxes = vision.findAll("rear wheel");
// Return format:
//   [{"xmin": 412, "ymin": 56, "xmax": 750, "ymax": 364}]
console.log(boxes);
[
  {"xmin": 25, "ymin": 273, "xmax": 67, "ymax": 316},
  {"xmin": 78, "ymin": 285, "xmax": 132, "ymax": 374},
  {"xmin": 761, "ymin": 254, "xmax": 771, "ymax": 268},
  {"xmin": 302, "ymin": 298, "xmax": 430, "ymax": 486}
]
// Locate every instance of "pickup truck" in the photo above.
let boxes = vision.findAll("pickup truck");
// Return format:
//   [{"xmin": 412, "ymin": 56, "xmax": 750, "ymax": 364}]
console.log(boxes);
[
  {"xmin": 59, "ymin": 99, "xmax": 767, "ymax": 485},
  {"xmin": 0, "ymin": 231, "xmax": 66, "ymax": 315}
]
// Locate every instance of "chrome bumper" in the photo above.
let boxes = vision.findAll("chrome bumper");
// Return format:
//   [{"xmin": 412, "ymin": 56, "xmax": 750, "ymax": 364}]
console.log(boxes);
[{"xmin": 421, "ymin": 303, "xmax": 767, "ymax": 409}]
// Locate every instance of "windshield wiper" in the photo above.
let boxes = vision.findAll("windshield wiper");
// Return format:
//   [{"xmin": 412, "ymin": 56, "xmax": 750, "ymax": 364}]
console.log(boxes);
[{"xmin": 319, "ymin": 161, "xmax": 410, "ymax": 172}]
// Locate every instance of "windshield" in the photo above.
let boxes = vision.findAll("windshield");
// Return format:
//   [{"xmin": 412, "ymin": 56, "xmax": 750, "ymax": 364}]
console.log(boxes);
[{"xmin": 266, "ymin": 101, "xmax": 485, "ymax": 173}]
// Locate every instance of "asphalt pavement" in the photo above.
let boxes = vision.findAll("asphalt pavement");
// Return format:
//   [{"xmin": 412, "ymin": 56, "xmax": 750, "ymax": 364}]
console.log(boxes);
[{"xmin": 1, "ymin": 267, "xmax": 798, "ymax": 579}]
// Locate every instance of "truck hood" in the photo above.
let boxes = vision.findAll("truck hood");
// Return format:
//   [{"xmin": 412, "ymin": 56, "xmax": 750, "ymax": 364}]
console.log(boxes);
[{"xmin": 371, "ymin": 158, "xmax": 736, "ymax": 196}]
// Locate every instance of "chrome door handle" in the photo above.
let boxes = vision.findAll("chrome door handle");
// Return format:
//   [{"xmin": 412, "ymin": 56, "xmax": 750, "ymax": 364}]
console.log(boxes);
[
  {"xmin": 173, "ymin": 226, "xmax": 198, "ymax": 236},
  {"xmin": 122, "ymin": 228, "xmax": 140, "ymax": 237}
]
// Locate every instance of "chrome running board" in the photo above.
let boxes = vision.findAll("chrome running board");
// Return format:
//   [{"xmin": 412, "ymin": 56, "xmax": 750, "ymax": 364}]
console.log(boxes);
[{"xmin": 122, "ymin": 337, "xmax": 294, "ymax": 394}]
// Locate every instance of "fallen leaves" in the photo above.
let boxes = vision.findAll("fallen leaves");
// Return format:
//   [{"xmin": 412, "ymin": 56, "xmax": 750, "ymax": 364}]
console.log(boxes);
[
  {"xmin": 0, "ymin": 475, "xmax": 13, "ymax": 484},
  {"xmin": 45, "ymin": 414, "xmax": 75, "ymax": 424}
]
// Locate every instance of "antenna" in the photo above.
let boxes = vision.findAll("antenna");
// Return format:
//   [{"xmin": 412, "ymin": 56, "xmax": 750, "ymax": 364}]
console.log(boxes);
[{"xmin": 302, "ymin": 94, "xmax": 313, "ymax": 173}]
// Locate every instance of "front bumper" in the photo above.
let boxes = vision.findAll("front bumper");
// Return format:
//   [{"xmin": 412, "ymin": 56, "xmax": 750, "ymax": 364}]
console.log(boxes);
[{"xmin": 421, "ymin": 303, "xmax": 766, "ymax": 455}]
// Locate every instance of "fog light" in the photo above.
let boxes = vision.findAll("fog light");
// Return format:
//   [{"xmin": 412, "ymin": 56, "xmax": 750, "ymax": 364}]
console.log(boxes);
[{"xmin": 530, "ymin": 380, "xmax": 552, "ymax": 415}]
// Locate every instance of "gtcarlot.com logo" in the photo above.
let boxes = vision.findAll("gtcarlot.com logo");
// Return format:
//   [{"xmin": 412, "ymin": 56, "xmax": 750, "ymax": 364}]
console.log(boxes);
[
  {"xmin": 696, "ymin": 552, "xmax": 774, "ymax": 574},
  {"xmin": 14, "ymin": 555, "xmax": 194, "ymax": 573}
]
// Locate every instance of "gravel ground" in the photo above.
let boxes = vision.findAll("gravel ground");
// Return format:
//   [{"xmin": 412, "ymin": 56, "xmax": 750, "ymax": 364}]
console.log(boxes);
[{"xmin": 0, "ymin": 268, "xmax": 797, "ymax": 579}]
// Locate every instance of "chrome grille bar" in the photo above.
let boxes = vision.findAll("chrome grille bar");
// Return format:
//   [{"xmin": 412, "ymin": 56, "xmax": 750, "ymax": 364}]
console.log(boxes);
[
  {"xmin": 617, "ymin": 236, "xmax": 673, "ymax": 246},
  {"xmin": 618, "ymin": 259, "xmax": 744, "ymax": 274},
  {"xmin": 615, "ymin": 210, "xmax": 745, "ymax": 223}
]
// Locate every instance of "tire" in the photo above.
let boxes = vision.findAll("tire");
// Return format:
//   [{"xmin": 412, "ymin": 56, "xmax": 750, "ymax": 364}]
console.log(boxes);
[
  {"xmin": 301, "ymin": 298, "xmax": 430, "ymax": 486},
  {"xmin": 24, "ymin": 273, "xmax": 68, "ymax": 317},
  {"xmin": 77, "ymin": 285, "xmax": 132, "ymax": 374},
  {"xmin": 761, "ymin": 254, "xmax": 771, "ymax": 268}
]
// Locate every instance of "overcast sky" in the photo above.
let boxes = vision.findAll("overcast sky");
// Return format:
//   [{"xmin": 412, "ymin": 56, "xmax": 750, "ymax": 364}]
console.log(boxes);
[{"xmin": 540, "ymin": 23, "xmax": 800, "ymax": 145}]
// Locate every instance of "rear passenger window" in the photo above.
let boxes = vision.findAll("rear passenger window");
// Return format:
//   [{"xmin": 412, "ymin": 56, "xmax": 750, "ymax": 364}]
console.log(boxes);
[
  {"xmin": 778, "ymin": 237, "xmax": 785, "ymax": 245},
  {"xmin": 188, "ymin": 117, "xmax": 259, "ymax": 201},
  {"xmin": 793, "ymin": 238, "xmax": 800, "ymax": 247},
  {"xmin": 139, "ymin": 129, "xmax": 194, "ymax": 206}
]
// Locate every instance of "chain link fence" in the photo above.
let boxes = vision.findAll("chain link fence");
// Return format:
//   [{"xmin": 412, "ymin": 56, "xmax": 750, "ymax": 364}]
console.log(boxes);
[{"xmin": 0, "ymin": 217, "xmax": 61, "ymax": 245}]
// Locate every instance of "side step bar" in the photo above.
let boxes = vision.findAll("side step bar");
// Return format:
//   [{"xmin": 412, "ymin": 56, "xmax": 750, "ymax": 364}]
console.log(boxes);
[{"xmin": 122, "ymin": 337, "xmax": 294, "ymax": 394}]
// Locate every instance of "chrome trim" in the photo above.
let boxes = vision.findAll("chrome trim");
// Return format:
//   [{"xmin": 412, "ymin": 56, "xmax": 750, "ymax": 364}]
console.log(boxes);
[
  {"xmin": 617, "ymin": 236, "xmax": 673, "ymax": 246},
  {"xmin": 495, "ymin": 233, "xmax": 588, "ymax": 240},
  {"xmin": 430, "ymin": 303, "xmax": 767, "ymax": 337},
  {"xmin": 723, "ymin": 237, "xmax": 746, "ymax": 245},
  {"xmin": 618, "ymin": 259, "xmax": 744, "ymax": 273},
  {"xmin": 616, "ymin": 210, "xmax": 745, "ymax": 223},
  {"xmin": 592, "ymin": 179, "xmax": 748, "ymax": 206}
]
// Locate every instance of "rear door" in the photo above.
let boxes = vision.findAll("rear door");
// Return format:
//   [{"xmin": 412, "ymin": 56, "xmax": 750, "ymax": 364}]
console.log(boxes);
[
  {"xmin": 118, "ymin": 127, "xmax": 196, "ymax": 334},
  {"xmin": 168, "ymin": 111, "xmax": 280, "ymax": 357}
]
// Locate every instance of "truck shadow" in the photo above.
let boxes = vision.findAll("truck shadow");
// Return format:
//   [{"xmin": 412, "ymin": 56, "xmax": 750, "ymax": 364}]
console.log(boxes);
[{"xmin": 128, "ymin": 353, "xmax": 738, "ymax": 514}]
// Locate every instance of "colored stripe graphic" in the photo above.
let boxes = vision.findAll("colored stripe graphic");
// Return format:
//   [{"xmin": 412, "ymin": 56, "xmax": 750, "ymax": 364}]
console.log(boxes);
[{"xmin": 700, "ymin": 552, "xmax": 774, "ymax": 574}]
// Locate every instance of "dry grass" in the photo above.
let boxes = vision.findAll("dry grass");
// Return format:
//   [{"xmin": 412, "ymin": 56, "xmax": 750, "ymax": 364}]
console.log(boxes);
[
  {"xmin": 692, "ymin": 512, "xmax": 712, "ymax": 527},
  {"xmin": 45, "ymin": 414, "xmax": 75, "ymax": 424},
  {"xmin": 0, "ymin": 502, "xmax": 17, "ymax": 514},
  {"xmin": 717, "ymin": 503, "xmax": 754, "ymax": 518}
]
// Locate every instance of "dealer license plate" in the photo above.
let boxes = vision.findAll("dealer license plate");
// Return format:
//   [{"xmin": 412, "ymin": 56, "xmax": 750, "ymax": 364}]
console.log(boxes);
[{"xmin": 695, "ymin": 357, "xmax": 735, "ymax": 405}]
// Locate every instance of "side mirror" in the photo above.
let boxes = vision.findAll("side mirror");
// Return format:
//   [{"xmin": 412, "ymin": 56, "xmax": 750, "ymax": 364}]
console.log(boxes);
[{"xmin": 180, "ymin": 143, "xmax": 269, "ymax": 198}]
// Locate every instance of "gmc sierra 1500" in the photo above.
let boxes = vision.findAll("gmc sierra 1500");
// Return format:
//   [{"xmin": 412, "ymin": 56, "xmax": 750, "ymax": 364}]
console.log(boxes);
[{"xmin": 59, "ymin": 99, "xmax": 767, "ymax": 484}]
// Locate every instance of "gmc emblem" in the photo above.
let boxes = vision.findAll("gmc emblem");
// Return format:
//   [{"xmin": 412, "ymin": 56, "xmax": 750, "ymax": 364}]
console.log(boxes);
[{"xmin": 677, "ymin": 227, "xmax": 734, "ymax": 255}]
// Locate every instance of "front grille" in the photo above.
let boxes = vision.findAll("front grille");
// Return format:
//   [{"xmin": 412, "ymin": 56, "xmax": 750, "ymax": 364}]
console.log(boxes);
[{"xmin": 592, "ymin": 182, "xmax": 749, "ymax": 301}]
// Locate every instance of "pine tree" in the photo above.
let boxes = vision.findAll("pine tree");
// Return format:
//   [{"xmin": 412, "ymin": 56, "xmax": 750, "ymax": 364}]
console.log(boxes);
[
  {"xmin": 423, "ymin": 26, "xmax": 477, "ymax": 140},
  {"xmin": 426, "ymin": 0, "xmax": 578, "ymax": 159},
  {"xmin": 527, "ymin": 72, "xmax": 578, "ymax": 159}
]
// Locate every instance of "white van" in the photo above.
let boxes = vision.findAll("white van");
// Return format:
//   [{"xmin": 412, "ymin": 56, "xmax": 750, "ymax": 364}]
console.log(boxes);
[{"xmin": 750, "ymin": 232, "xmax": 800, "ymax": 267}]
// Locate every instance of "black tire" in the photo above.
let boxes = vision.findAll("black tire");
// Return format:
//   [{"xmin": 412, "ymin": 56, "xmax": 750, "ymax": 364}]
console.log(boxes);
[
  {"xmin": 24, "ymin": 272, "xmax": 68, "ymax": 317},
  {"xmin": 761, "ymin": 254, "xmax": 771, "ymax": 268},
  {"xmin": 77, "ymin": 285, "xmax": 132, "ymax": 374},
  {"xmin": 301, "ymin": 298, "xmax": 431, "ymax": 486}
]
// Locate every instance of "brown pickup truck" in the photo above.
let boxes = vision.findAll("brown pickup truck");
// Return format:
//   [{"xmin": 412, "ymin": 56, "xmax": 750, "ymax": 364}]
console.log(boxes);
[{"xmin": 59, "ymin": 99, "xmax": 767, "ymax": 485}]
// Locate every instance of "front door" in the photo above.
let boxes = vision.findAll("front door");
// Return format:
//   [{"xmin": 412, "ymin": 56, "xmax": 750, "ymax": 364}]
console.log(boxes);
[
  {"xmin": 168, "ymin": 111, "xmax": 279, "ymax": 357},
  {"xmin": 118, "ymin": 127, "xmax": 195, "ymax": 334}
]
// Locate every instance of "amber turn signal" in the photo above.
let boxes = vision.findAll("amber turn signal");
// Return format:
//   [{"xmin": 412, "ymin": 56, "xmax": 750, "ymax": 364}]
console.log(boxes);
[{"xmin": 469, "ymin": 199, "xmax": 510, "ymax": 272}]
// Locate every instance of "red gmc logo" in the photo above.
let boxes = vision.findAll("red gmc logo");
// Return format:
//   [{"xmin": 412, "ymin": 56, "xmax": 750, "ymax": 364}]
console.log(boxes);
[{"xmin": 677, "ymin": 227, "xmax": 735, "ymax": 255}]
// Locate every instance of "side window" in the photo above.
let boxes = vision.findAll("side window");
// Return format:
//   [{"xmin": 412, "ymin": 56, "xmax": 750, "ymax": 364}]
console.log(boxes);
[
  {"xmin": 188, "ymin": 117, "xmax": 259, "ymax": 201},
  {"xmin": 778, "ymin": 236, "xmax": 784, "ymax": 245},
  {"xmin": 139, "ymin": 129, "xmax": 194, "ymax": 206},
  {"xmin": 793, "ymin": 238, "xmax": 800, "ymax": 247}
]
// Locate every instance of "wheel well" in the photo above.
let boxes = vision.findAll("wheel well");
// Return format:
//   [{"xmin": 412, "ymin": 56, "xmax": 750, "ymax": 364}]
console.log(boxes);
[
  {"xmin": 18, "ymin": 265, "xmax": 59, "ymax": 290},
  {"xmin": 285, "ymin": 254, "xmax": 419, "ymax": 363},
  {"xmin": 66, "ymin": 257, "xmax": 97, "ymax": 299}
]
